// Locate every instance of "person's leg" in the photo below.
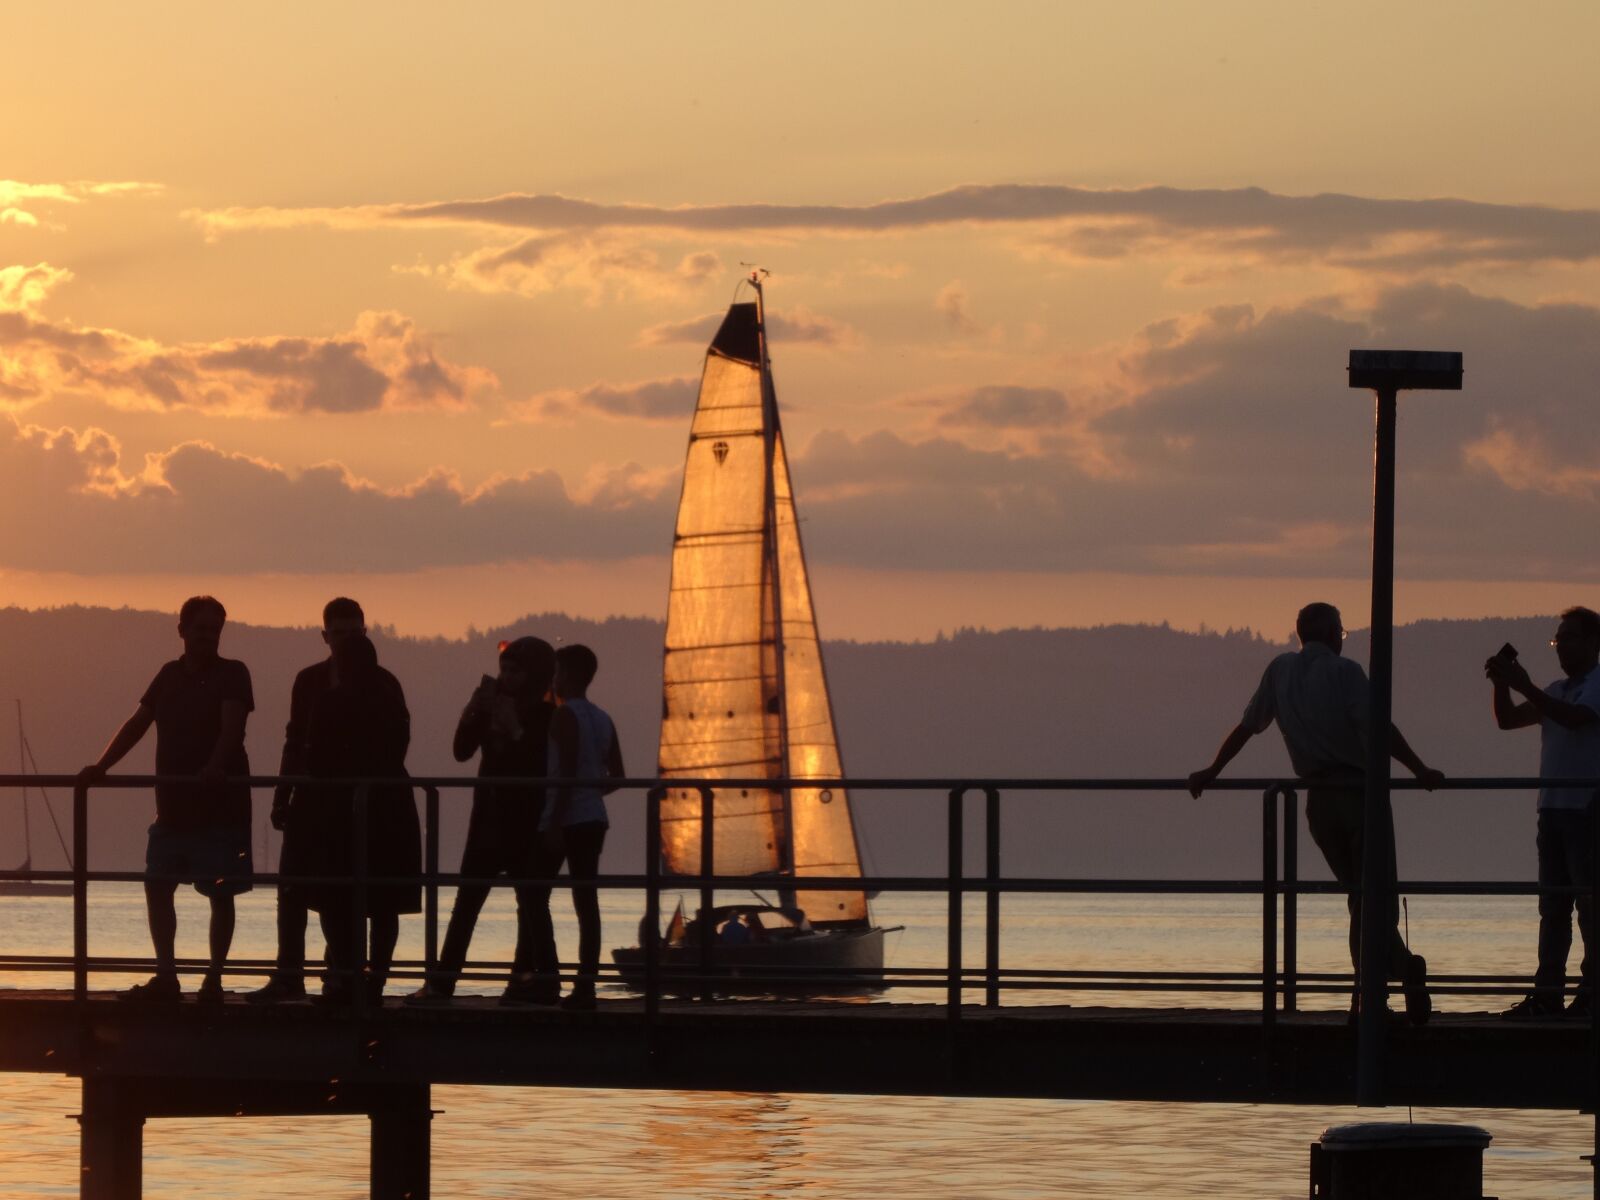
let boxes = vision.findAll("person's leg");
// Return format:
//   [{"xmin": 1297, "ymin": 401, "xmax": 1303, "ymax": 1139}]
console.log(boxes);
[
  {"xmin": 140, "ymin": 824, "xmax": 182, "ymax": 986},
  {"xmin": 1534, "ymin": 809, "xmax": 1574, "ymax": 1000},
  {"xmin": 1306, "ymin": 788, "xmax": 1363, "ymax": 974},
  {"xmin": 563, "ymin": 823, "xmax": 607, "ymax": 1005},
  {"xmin": 145, "ymin": 879, "xmax": 180, "ymax": 979},
  {"xmin": 205, "ymin": 893, "xmax": 236, "ymax": 987},
  {"xmin": 276, "ymin": 887, "xmax": 309, "ymax": 983},
  {"xmin": 368, "ymin": 912, "xmax": 400, "ymax": 994},
  {"xmin": 319, "ymin": 901, "xmax": 357, "ymax": 995},
  {"xmin": 513, "ymin": 840, "xmax": 562, "ymax": 998},
  {"xmin": 426, "ymin": 814, "xmax": 502, "ymax": 995},
  {"xmin": 1553, "ymin": 807, "xmax": 1595, "ymax": 1002}
]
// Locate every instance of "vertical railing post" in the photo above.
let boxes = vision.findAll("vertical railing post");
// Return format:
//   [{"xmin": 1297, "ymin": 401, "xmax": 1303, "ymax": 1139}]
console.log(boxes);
[
  {"xmin": 1283, "ymin": 786, "xmax": 1299, "ymax": 1013},
  {"xmin": 423, "ymin": 785, "xmax": 440, "ymax": 990},
  {"xmin": 1262, "ymin": 786, "xmax": 1279, "ymax": 1030},
  {"xmin": 644, "ymin": 787, "xmax": 663, "ymax": 1030},
  {"xmin": 984, "ymin": 787, "xmax": 1000, "ymax": 1009},
  {"xmin": 73, "ymin": 781, "xmax": 88, "ymax": 1004},
  {"xmin": 698, "ymin": 786, "xmax": 715, "ymax": 1004},
  {"xmin": 350, "ymin": 782, "xmax": 370, "ymax": 1019},
  {"xmin": 947, "ymin": 787, "xmax": 965, "ymax": 1019}
]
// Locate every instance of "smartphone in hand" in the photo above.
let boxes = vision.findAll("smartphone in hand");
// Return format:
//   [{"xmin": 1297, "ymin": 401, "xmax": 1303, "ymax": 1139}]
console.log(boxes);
[{"xmin": 1498, "ymin": 642, "xmax": 1518, "ymax": 662}]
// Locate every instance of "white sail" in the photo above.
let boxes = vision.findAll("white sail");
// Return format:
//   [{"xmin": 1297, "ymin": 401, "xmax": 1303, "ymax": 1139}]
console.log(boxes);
[
  {"xmin": 771, "ymin": 422, "xmax": 868, "ymax": 924},
  {"xmin": 656, "ymin": 298, "xmax": 868, "ymax": 926}
]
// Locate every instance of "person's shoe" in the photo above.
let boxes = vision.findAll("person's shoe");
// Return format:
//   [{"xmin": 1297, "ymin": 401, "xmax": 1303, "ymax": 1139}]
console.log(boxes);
[
  {"xmin": 499, "ymin": 972, "xmax": 560, "ymax": 1007},
  {"xmin": 120, "ymin": 974, "xmax": 181, "ymax": 1004},
  {"xmin": 244, "ymin": 977, "xmax": 306, "ymax": 1005},
  {"xmin": 312, "ymin": 983, "xmax": 353, "ymax": 1009},
  {"xmin": 1501, "ymin": 992, "xmax": 1563, "ymax": 1021},
  {"xmin": 403, "ymin": 985, "xmax": 455, "ymax": 1008},
  {"xmin": 559, "ymin": 986, "xmax": 597, "ymax": 1012},
  {"xmin": 365, "ymin": 977, "xmax": 389, "ymax": 1007},
  {"xmin": 1402, "ymin": 955, "xmax": 1431, "ymax": 1027},
  {"xmin": 195, "ymin": 976, "xmax": 226, "ymax": 1006},
  {"xmin": 1346, "ymin": 999, "xmax": 1402, "ymax": 1026},
  {"xmin": 499, "ymin": 983, "xmax": 560, "ymax": 1007},
  {"xmin": 1566, "ymin": 992, "xmax": 1592, "ymax": 1020}
]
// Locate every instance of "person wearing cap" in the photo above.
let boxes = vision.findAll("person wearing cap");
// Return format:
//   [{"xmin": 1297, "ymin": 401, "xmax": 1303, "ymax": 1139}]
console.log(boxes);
[{"xmin": 409, "ymin": 636, "xmax": 557, "ymax": 1005}]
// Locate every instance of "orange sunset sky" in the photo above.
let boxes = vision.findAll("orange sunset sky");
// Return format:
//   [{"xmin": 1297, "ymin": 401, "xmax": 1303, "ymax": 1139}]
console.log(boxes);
[{"xmin": 5, "ymin": 2, "xmax": 1600, "ymax": 641}]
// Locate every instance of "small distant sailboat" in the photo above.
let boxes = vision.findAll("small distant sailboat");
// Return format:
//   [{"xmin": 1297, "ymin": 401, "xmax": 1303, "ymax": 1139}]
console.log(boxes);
[
  {"xmin": 0, "ymin": 701, "xmax": 73, "ymax": 897},
  {"xmin": 613, "ymin": 277, "xmax": 893, "ymax": 993}
]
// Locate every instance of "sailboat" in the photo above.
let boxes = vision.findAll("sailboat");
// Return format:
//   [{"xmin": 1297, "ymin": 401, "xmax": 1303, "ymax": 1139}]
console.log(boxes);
[
  {"xmin": 611, "ymin": 277, "xmax": 893, "ymax": 994},
  {"xmin": 0, "ymin": 701, "xmax": 73, "ymax": 897}
]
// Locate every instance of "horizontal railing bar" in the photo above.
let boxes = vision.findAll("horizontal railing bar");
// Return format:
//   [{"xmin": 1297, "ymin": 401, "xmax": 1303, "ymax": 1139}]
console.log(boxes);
[
  {"xmin": 26, "ymin": 870, "xmax": 1575, "ymax": 898},
  {"xmin": 6, "ymin": 773, "xmax": 1592, "ymax": 792}
]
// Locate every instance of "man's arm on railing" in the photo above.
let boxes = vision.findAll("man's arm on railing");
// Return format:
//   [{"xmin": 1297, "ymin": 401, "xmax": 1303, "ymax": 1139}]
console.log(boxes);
[
  {"xmin": 1188, "ymin": 723, "xmax": 1255, "ymax": 797},
  {"xmin": 79, "ymin": 704, "xmax": 155, "ymax": 781},
  {"xmin": 1388, "ymin": 724, "xmax": 1444, "ymax": 789}
]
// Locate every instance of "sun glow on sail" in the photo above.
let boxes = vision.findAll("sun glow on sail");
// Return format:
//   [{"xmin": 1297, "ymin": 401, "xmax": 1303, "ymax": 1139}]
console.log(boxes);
[{"xmin": 656, "ymin": 298, "xmax": 868, "ymax": 927}]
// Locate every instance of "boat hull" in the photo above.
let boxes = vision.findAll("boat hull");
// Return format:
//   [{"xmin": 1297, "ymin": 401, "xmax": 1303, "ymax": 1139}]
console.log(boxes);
[{"xmin": 612, "ymin": 926, "xmax": 887, "ymax": 997}]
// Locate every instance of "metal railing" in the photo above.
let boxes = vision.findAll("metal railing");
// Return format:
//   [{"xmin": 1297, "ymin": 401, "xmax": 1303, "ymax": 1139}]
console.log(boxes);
[{"xmin": 0, "ymin": 773, "xmax": 1594, "ymax": 1041}]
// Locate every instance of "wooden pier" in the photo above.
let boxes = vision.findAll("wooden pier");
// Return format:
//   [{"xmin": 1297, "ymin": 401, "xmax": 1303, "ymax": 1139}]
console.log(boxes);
[{"xmin": 0, "ymin": 989, "xmax": 1590, "ymax": 1198}]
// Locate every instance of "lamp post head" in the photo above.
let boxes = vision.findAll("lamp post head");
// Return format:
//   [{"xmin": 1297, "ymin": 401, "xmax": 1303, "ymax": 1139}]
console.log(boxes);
[{"xmin": 1348, "ymin": 349, "xmax": 1463, "ymax": 391}]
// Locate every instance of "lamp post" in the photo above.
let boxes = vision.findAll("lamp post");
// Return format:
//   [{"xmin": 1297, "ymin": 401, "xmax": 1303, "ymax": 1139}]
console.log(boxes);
[{"xmin": 1347, "ymin": 349, "xmax": 1463, "ymax": 1105}]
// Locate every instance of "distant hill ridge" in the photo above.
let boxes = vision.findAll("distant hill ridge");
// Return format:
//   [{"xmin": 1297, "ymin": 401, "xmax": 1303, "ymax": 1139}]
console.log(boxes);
[{"xmin": 0, "ymin": 604, "xmax": 1570, "ymax": 880}]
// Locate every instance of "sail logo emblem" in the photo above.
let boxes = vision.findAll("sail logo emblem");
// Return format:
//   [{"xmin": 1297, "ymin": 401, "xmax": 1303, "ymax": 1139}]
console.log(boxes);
[{"xmin": 712, "ymin": 440, "xmax": 730, "ymax": 465}]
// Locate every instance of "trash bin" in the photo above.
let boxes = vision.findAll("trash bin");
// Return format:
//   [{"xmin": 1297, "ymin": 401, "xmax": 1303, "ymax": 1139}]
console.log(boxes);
[{"xmin": 1309, "ymin": 1122, "xmax": 1493, "ymax": 1199}]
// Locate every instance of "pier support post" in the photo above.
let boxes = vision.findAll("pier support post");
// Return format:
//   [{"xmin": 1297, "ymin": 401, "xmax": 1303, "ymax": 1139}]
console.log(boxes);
[
  {"xmin": 369, "ymin": 1083, "xmax": 432, "ymax": 1200},
  {"xmin": 78, "ymin": 1079, "xmax": 144, "ymax": 1200}
]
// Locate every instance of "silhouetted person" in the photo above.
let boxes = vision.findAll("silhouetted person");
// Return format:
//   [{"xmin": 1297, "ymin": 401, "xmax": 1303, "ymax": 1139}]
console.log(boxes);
[
  {"xmin": 1188, "ymin": 602, "xmax": 1442, "ymax": 1025},
  {"xmin": 247, "ymin": 596, "xmax": 367, "ymax": 1004},
  {"xmin": 532, "ymin": 643, "xmax": 623, "ymax": 1011},
  {"xmin": 1487, "ymin": 606, "xmax": 1600, "ymax": 1021},
  {"xmin": 408, "ymin": 636, "xmax": 556, "ymax": 1006},
  {"xmin": 300, "ymin": 633, "xmax": 419, "ymax": 1004},
  {"xmin": 79, "ymin": 595, "xmax": 254, "ymax": 1003}
]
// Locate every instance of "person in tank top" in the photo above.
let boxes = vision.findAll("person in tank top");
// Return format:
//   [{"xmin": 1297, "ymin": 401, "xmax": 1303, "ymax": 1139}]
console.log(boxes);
[{"xmin": 528, "ymin": 643, "xmax": 624, "ymax": 1011}]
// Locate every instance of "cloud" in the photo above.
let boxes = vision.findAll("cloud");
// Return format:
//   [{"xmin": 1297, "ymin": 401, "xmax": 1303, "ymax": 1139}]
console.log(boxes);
[
  {"xmin": 638, "ymin": 306, "xmax": 858, "ymax": 349},
  {"xmin": 935, "ymin": 385, "xmax": 1069, "ymax": 431},
  {"xmin": 191, "ymin": 183, "xmax": 1600, "ymax": 271},
  {"xmin": 780, "ymin": 282, "xmax": 1600, "ymax": 581},
  {"xmin": 507, "ymin": 375, "xmax": 698, "ymax": 424},
  {"xmin": 0, "ymin": 180, "xmax": 162, "ymax": 230},
  {"xmin": 0, "ymin": 415, "xmax": 671, "ymax": 573},
  {"xmin": 0, "ymin": 263, "xmax": 73, "ymax": 312},
  {"xmin": 0, "ymin": 308, "xmax": 495, "ymax": 416},
  {"xmin": 401, "ymin": 235, "xmax": 724, "ymax": 302},
  {"xmin": 8, "ymin": 280, "xmax": 1598, "ymax": 585}
]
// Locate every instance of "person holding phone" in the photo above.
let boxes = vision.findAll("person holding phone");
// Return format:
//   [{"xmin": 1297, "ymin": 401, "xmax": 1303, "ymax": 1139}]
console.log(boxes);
[
  {"xmin": 1487, "ymin": 606, "xmax": 1600, "ymax": 1020},
  {"xmin": 408, "ymin": 636, "xmax": 556, "ymax": 1005}
]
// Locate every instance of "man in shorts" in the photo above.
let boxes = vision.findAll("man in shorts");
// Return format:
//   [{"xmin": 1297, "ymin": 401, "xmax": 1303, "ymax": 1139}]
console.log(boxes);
[{"xmin": 80, "ymin": 595, "xmax": 255, "ymax": 1003}]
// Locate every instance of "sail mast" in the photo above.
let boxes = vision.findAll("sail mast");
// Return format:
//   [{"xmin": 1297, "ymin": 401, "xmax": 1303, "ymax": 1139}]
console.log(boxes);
[{"xmin": 752, "ymin": 275, "xmax": 797, "ymax": 908}]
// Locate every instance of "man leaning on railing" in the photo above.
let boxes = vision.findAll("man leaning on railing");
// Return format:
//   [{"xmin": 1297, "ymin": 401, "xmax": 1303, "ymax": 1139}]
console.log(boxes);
[
  {"xmin": 1188, "ymin": 601, "xmax": 1444, "ymax": 1026},
  {"xmin": 77, "ymin": 595, "xmax": 255, "ymax": 1004}
]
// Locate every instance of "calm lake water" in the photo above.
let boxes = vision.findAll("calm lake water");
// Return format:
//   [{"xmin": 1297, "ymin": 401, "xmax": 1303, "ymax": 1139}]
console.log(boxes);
[{"xmin": 0, "ymin": 885, "xmax": 1592, "ymax": 1198}]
